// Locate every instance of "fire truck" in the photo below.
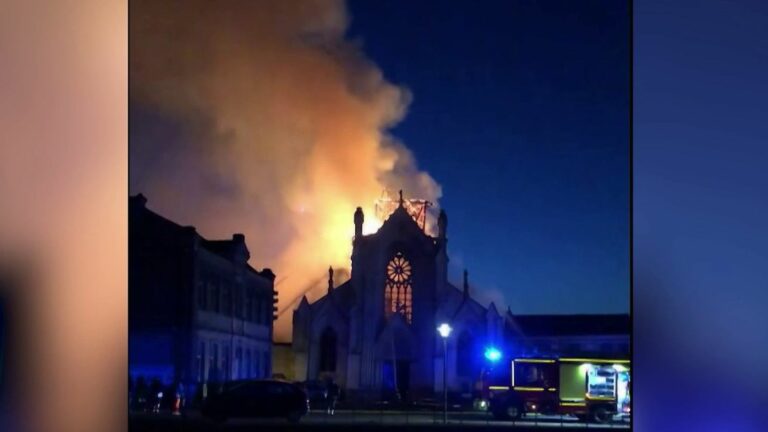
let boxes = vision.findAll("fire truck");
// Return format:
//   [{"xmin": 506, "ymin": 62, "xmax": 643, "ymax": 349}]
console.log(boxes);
[{"xmin": 485, "ymin": 357, "xmax": 631, "ymax": 423}]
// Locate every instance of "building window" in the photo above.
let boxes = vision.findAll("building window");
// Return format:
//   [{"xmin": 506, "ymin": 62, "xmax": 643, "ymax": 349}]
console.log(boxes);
[
  {"xmin": 457, "ymin": 331, "xmax": 474, "ymax": 377},
  {"xmin": 197, "ymin": 341, "xmax": 206, "ymax": 382},
  {"xmin": 220, "ymin": 284, "xmax": 231, "ymax": 315},
  {"xmin": 234, "ymin": 288, "xmax": 244, "ymax": 319},
  {"xmin": 261, "ymin": 299, "xmax": 270, "ymax": 325},
  {"xmin": 319, "ymin": 327, "xmax": 337, "ymax": 373},
  {"xmin": 235, "ymin": 347, "xmax": 242, "ymax": 379},
  {"xmin": 253, "ymin": 297, "xmax": 261, "ymax": 323},
  {"xmin": 244, "ymin": 349, "xmax": 251, "ymax": 378},
  {"xmin": 208, "ymin": 282, "xmax": 219, "ymax": 312},
  {"xmin": 232, "ymin": 288, "xmax": 240, "ymax": 318},
  {"xmin": 211, "ymin": 343, "xmax": 219, "ymax": 382},
  {"xmin": 222, "ymin": 346, "xmax": 230, "ymax": 381},
  {"xmin": 196, "ymin": 281, "xmax": 206, "ymax": 310},
  {"xmin": 255, "ymin": 350, "xmax": 262, "ymax": 378},
  {"xmin": 384, "ymin": 252, "xmax": 413, "ymax": 323},
  {"xmin": 244, "ymin": 290, "xmax": 252, "ymax": 321}
]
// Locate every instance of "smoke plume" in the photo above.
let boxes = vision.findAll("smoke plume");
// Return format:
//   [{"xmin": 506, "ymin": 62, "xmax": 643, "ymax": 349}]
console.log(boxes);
[{"xmin": 130, "ymin": 0, "xmax": 441, "ymax": 341}]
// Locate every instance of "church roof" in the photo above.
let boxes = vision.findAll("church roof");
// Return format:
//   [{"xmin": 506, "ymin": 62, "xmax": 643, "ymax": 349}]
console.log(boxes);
[
  {"xmin": 329, "ymin": 280, "xmax": 356, "ymax": 309},
  {"xmin": 508, "ymin": 314, "xmax": 630, "ymax": 337},
  {"xmin": 436, "ymin": 282, "xmax": 488, "ymax": 321},
  {"xmin": 304, "ymin": 279, "xmax": 355, "ymax": 316}
]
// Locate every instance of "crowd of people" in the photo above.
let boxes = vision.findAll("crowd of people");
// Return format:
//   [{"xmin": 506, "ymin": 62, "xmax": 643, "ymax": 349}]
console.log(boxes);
[{"xmin": 128, "ymin": 377, "xmax": 187, "ymax": 414}]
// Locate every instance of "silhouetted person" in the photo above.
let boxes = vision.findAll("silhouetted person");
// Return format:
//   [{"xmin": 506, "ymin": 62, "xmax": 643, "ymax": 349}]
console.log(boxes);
[
  {"xmin": 128, "ymin": 376, "xmax": 134, "ymax": 409},
  {"xmin": 134, "ymin": 377, "xmax": 148, "ymax": 411},
  {"xmin": 172, "ymin": 381, "xmax": 186, "ymax": 415},
  {"xmin": 325, "ymin": 379, "xmax": 340, "ymax": 415},
  {"xmin": 149, "ymin": 378, "xmax": 163, "ymax": 413}
]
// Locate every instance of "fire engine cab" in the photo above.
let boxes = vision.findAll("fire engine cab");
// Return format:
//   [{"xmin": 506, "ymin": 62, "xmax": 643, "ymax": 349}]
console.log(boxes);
[{"xmin": 486, "ymin": 357, "xmax": 631, "ymax": 423}]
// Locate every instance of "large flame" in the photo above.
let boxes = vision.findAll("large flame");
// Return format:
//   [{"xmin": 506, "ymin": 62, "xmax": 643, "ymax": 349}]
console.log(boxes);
[{"xmin": 129, "ymin": 0, "xmax": 441, "ymax": 341}]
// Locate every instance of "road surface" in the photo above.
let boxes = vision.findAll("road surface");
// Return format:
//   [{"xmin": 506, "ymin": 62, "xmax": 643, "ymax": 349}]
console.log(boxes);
[{"xmin": 130, "ymin": 409, "xmax": 630, "ymax": 431}]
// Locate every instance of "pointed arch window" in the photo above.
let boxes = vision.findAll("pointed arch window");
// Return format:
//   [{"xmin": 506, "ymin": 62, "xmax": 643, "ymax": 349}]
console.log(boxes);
[
  {"xmin": 319, "ymin": 327, "xmax": 337, "ymax": 372},
  {"xmin": 457, "ymin": 331, "xmax": 475, "ymax": 377},
  {"xmin": 384, "ymin": 252, "xmax": 413, "ymax": 323}
]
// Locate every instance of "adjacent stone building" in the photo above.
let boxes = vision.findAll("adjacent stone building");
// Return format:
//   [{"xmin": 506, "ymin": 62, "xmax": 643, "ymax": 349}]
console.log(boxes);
[{"xmin": 129, "ymin": 194, "xmax": 276, "ymax": 397}]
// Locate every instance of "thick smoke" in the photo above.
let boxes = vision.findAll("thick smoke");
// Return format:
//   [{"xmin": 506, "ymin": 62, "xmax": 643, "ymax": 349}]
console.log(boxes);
[{"xmin": 130, "ymin": 0, "xmax": 441, "ymax": 341}]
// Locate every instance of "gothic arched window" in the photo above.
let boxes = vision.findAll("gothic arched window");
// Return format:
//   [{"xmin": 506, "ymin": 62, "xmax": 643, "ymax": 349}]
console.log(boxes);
[
  {"xmin": 385, "ymin": 252, "xmax": 413, "ymax": 323},
  {"xmin": 319, "ymin": 327, "xmax": 337, "ymax": 372},
  {"xmin": 457, "ymin": 331, "xmax": 474, "ymax": 377}
]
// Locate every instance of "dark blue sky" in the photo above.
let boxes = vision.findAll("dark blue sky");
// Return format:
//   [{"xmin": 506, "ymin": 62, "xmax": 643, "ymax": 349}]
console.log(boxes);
[{"xmin": 347, "ymin": 0, "xmax": 629, "ymax": 314}]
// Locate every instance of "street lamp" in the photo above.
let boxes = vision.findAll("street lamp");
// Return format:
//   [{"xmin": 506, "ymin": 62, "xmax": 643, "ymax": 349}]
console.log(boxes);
[{"xmin": 437, "ymin": 323, "xmax": 452, "ymax": 424}]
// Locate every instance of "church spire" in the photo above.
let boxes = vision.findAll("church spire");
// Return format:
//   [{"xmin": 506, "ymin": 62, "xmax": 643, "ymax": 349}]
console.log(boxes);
[
  {"xmin": 438, "ymin": 208, "xmax": 447, "ymax": 239},
  {"xmin": 398, "ymin": 189, "xmax": 404, "ymax": 207},
  {"xmin": 354, "ymin": 207, "xmax": 364, "ymax": 238},
  {"xmin": 328, "ymin": 266, "xmax": 334, "ymax": 295},
  {"xmin": 463, "ymin": 269, "xmax": 469, "ymax": 299}
]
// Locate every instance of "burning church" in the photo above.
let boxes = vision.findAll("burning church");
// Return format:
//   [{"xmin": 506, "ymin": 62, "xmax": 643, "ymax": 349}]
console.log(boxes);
[{"xmin": 292, "ymin": 191, "xmax": 504, "ymax": 400}]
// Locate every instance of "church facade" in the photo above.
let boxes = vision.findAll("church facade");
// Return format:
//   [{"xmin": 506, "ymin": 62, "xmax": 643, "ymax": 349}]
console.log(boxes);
[{"xmin": 292, "ymin": 194, "xmax": 504, "ymax": 400}]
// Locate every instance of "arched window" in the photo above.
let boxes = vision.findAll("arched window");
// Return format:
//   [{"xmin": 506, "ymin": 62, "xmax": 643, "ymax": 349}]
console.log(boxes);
[
  {"xmin": 385, "ymin": 252, "xmax": 413, "ymax": 323},
  {"xmin": 319, "ymin": 327, "xmax": 337, "ymax": 372},
  {"xmin": 457, "ymin": 331, "xmax": 474, "ymax": 377}
]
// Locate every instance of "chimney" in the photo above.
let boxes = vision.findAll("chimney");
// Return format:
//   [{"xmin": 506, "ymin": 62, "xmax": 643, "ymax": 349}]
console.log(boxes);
[
  {"xmin": 232, "ymin": 233, "xmax": 249, "ymax": 262},
  {"xmin": 328, "ymin": 266, "xmax": 334, "ymax": 295},
  {"xmin": 260, "ymin": 268, "xmax": 276, "ymax": 281},
  {"xmin": 131, "ymin": 193, "xmax": 147, "ymax": 208}
]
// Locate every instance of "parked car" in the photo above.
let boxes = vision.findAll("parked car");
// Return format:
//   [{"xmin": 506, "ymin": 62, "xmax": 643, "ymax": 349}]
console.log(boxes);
[{"xmin": 201, "ymin": 379, "xmax": 309, "ymax": 423}]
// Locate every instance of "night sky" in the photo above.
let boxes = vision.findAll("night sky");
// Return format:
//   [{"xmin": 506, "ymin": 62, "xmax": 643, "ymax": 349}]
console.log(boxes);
[{"xmin": 347, "ymin": 0, "xmax": 629, "ymax": 314}]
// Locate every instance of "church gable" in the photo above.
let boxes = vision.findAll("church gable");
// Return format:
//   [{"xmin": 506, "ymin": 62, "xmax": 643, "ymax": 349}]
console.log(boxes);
[
  {"xmin": 435, "ymin": 283, "xmax": 464, "ymax": 321},
  {"xmin": 436, "ymin": 282, "xmax": 485, "ymax": 320},
  {"xmin": 381, "ymin": 206, "xmax": 426, "ymax": 235},
  {"xmin": 310, "ymin": 298, "xmax": 349, "ymax": 342},
  {"xmin": 451, "ymin": 296, "xmax": 487, "ymax": 324},
  {"xmin": 372, "ymin": 203, "xmax": 437, "ymax": 253}
]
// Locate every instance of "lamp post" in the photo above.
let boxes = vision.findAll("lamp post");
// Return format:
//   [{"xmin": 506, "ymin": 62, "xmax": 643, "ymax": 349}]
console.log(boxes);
[{"xmin": 437, "ymin": 323, "xmax": 452, "ymax": 424}]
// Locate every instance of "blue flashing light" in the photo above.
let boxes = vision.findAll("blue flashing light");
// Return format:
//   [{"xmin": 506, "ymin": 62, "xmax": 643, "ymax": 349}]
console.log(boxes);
[{"xmin": 484, "ymin": 347, "xmax": 502, "ymax": 362}]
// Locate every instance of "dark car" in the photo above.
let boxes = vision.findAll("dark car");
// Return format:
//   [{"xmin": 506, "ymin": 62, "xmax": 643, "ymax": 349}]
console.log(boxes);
[{"xmin": 201, "ymin": 379, "xmax": 309, "ymax": 423}]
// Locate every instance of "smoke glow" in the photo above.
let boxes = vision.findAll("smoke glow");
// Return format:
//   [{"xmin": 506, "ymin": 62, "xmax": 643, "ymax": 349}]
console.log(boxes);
[{"xmin": 130, "ymin": 0, "xmax": 441, "ymax": 341}]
